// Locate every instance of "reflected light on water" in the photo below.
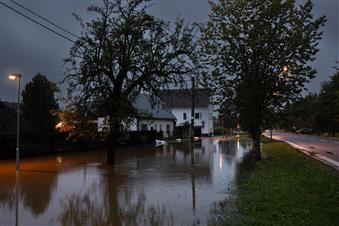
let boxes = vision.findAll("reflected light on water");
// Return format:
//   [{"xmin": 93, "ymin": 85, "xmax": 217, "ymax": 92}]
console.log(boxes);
[
  {"xmin": 219, "ymin": 154, "xmax": 224, "ymax": 169},
  {"xmin": 0, "ymin": 139, "xmax": 252, "ymax": 226},
  {"xmin": 56, "ymin": 156, "xmax": 62, "ymax": 165}
]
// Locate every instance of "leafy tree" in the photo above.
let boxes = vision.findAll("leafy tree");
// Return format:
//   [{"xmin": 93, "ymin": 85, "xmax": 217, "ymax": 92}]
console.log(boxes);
[
  {"xmin": 280, "ymin": 93, "xmax": 318, "ymax": 131},
  {"xmin": 314, "ymin": 71, "xmax": 339, "ymax": 136},
  {"xmin": 0, "ymin": 101, "xmax": 16, "ymax": 133},
  {"xmin": 202, "ymin": 0, "xmax": 326, "ymax": 160},
  {"xmin": 55, "ymin": 100, "xmax": 98, "ymax": 141},
  {"xmin": 64, "ymin": 0, "xmax": 198, "ymax": 164},
  {"xmin": 21, "ymin": 73, "xmax": 59, "ymax": 136}
]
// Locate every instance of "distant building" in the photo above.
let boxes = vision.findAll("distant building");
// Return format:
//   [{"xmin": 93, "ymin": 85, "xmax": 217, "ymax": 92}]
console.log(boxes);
[
  {"xmin": 97, "ymin": 90, "xmax": 213, "ymax": 138},
  {"xmin": 129, "ymin": 95, "xmax": 176, "ymax": 138},
  {"xmin": 160, "ymin": 89, "xmax": 214, "ymax": 136}
]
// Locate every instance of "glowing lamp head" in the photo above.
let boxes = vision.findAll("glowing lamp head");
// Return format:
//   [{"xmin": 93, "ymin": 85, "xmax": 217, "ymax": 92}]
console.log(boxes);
[
  {"xmin": 283, "ymin": 66, "xmax": 289, "ymax": 73},
  {"xmin": 8, "ymin": 73, "xmax": 21, "ymax": 80}
]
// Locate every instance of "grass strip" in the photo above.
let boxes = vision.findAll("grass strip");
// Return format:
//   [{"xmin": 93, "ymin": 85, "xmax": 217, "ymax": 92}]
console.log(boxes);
[{"xmin": 229, "ymin": 137, "xmax": 339, "ymax": 226}]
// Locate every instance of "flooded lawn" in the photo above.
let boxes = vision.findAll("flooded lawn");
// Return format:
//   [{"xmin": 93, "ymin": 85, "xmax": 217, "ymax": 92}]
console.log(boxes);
[{"xmin": 0, "ymin": 138, "xmax": 252, "ymax": 226}]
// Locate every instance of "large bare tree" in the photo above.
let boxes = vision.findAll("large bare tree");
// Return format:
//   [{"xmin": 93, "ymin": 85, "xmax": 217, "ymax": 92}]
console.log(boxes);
[{"xmin": 64, "ymin": 0, "xmax": 198, "ymax": 164}]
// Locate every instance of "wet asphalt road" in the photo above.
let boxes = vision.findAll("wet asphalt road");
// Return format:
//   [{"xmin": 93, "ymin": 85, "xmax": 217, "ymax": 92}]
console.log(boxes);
[{"xmin": 268, "ymin": 132, "xmax": 339, "ymax": 170}]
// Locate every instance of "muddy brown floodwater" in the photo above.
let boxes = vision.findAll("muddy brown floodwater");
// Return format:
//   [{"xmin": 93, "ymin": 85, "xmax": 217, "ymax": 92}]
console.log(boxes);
[{"xmin": 0, "ymin": 138, "xmax": 252, "ymax": 226}]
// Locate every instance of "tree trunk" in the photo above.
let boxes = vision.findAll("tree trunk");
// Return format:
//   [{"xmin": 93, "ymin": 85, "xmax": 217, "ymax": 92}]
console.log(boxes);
[
  {"xmin": 252, "ymin": 129, "xmax": 261, "ymax": 161},
  {"xmin": 106, "ymin": 132, "xmax": 116, "ymax": 165}
]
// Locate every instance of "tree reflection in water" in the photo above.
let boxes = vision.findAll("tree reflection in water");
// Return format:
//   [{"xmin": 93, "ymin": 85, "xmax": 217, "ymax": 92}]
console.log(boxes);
[
  {"xmin": 20, "ymin": 171, "xmax": 57, "ymax": 216},
  {"xmin": 55, "ymin": 183, "xmax": 174, "ymax": 226},
  {"xmin": 0, "ymin": 139, "xmax": 253, "ymax": 225},
  {"xmin": 208, "ymin": 139, "xmax": 253, "ymax": 225}
]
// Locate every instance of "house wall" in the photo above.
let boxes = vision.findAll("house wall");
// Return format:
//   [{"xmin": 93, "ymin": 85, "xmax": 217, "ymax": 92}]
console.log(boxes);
[
  {"xmin": 139, "ymin": 119, "xmax": 175, "ymax": 138},
  {"xmin": 127, "ymin": 118, "xmax": 175, "ymax": 138},
  {"xmin": 170, "ymin": 106, "xmax": 213, "ymax": 135},
  {"xmin": 128, "ymin": 118, "xmax": 138, "ymax": 131}
]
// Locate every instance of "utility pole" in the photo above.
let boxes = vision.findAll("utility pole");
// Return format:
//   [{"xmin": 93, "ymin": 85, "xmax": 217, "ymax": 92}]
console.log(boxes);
[
  {"xmin": 221, "ymin": 116, "xmax": 224, "ymax": 137},
  {"xmin": 190, "ymin": 76, "xmax": 195, "ymax": 141},
  {"xmin": 8, "ymin": 73, "xmax": 22, "ymax": 171},
  {"xmin": 190, "ymin": 76, "xmax": 196, "ymax": 167}
]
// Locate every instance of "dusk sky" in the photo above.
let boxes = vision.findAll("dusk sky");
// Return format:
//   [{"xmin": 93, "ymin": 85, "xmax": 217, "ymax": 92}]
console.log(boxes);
[{"xmin": 0, "ymin": 0, "xmax": 338, "ymax": 102}]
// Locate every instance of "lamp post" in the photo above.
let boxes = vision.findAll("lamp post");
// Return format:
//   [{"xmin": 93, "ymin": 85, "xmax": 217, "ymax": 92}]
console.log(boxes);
[{"xmin": 8, "ymin": 73, "xmax": 22, "ymax": 171}]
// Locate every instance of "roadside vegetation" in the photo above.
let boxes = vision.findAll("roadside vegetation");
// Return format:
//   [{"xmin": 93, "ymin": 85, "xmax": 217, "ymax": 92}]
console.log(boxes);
[
  {"xmin": 280, "ymin": 71, "xmax": 339, "ymax": 137},
  {"xmin": 202, "ymin": 0, "xmax": 326, "ymax": 160},
  {"xmin": 226, "ymin": 137, "xmax": 339, "ymax": 226}
]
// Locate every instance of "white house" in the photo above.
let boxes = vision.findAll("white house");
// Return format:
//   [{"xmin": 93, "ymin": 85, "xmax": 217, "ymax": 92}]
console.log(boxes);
[
  {"xmin": 128, "ymin": 95, "xmax": 176, "ymax": 138},
  {"xmin": 161, "ymin": 89, "xmax": 214, "ymax": 136}
]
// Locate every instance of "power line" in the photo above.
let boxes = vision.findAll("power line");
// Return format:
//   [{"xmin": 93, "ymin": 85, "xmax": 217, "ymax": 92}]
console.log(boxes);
[
  {"xmin": 0, "ymin": 1, "xmax": 75, "ymax": 43},
  {"xmin": 10, "ymin": 0, "xmax": 79, "ymax": 39}
]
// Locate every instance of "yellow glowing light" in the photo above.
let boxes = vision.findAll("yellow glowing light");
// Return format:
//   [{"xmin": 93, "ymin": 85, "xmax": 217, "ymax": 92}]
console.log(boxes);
[
  {"xmin": 57, "ymin": 156, "xmax": 62, "ymax": 164},
  {"xmin": 55, "ymin": 122, "xmax": 63, "ymax": 129},
  {"xmin": 8, "ymin": 75, "xmax": 17, "ymax": 80},
  {"xmin": 8, "ymin": 73, "xmax": 21, "ymax": 80},
  {"xmin": 283, "ymin": 66, "xmax": 288, "ymax": 73}
]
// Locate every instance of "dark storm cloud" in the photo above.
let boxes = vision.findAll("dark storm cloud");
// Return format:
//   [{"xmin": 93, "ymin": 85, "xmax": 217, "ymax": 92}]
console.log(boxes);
[
  {"xmin": 311, "ymin": 0, "xmax": 339, "ymax": 92},
  {"xmin": 0, "ymin": 0, "xmax": 338, "ymax": 102}
]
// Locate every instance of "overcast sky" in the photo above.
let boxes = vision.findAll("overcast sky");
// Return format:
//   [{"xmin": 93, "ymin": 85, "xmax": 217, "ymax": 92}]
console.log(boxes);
[{"xmin": 0, "ymin": 0, "xmax": 338, "ymax": 102}]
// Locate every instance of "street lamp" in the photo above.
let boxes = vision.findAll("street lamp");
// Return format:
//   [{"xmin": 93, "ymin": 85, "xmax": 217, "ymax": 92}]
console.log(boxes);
[
  {"xmin": 8, "ymin": 73, "xmax": 22, "ymax": 171},
  {"xmin": 283, "ymin": 65, "xmax": 289, "ymax": 73}
]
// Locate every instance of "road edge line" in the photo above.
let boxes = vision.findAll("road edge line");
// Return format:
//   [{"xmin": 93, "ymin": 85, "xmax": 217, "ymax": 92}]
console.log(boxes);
[{"xmin": 264, "ymin": 135, "xmax": 339, "ymax": 171}]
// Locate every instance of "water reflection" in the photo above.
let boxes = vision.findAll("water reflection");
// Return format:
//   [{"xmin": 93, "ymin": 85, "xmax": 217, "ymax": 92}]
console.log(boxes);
[{"xmin": 0, "ymin": 138, "xmax": 252, "ymax": 226}]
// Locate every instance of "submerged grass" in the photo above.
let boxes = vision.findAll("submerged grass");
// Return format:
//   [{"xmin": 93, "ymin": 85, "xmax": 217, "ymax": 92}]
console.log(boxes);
[{"xmin": 225, "ymin": 137, "xmax": 339, "ymax": 226}]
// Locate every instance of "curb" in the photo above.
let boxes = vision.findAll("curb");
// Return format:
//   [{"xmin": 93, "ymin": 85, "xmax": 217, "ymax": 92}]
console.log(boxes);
[{"xmin": 265, "ymin": 135, "xmax": 339, "ymax": 171}]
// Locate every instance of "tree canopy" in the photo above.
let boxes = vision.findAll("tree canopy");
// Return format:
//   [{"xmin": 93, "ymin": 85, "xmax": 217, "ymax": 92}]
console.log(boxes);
[
  {"xmin": 280, "ymin": 70, "xmax": 339, "ymax": 136},
  {"xmin": 314, "ymin": 71, "xmax": 339, "ymax": 135},
  {"xmin": 64, "ymin": 0, "xmax": 199, "ymax": 163},
  {"xmin": 279, "ymin": 93, "xmax": 318, "ymax": 131},
  {"xmin": 202, "ymin": 0, "xmax": 326, "ymax": 159},
  {"xmin": 21, "ymin": 73, "xmax": 59, "ymax": 136}
]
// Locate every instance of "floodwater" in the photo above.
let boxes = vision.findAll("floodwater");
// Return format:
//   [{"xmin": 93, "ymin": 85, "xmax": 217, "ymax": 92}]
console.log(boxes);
[{"xmin": 0, "ymin": 138, "xmax": 252, "ymax": 226}]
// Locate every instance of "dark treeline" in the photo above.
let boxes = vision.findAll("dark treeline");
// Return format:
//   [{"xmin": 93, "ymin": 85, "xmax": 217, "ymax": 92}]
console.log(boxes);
[
  {"xmin": 280, "ymin": 70, "xmax": 339, "ymax": 136},
  {"xmin": 0, "ymin": 72, "xmax": 163, "ymax": 160}
]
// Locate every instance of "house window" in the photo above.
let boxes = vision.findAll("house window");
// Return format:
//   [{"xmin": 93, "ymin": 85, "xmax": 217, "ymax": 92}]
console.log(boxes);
[
  {"xmin": 195, "ymin": 113, "xmax": 202, "ymax": 119},
  {"xmin": 166, "ymin": 124, "xmax": 171, "ymax": 134},
  {"xmin": 183, "ymin": 113, "xmax": 187, "ymax": 120},
  {"xmin": 141, "ymin": 124, "xmax": 148, "ymax": 131}
]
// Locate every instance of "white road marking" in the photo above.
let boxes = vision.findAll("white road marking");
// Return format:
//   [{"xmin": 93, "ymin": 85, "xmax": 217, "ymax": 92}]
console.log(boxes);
[
  {"xmin": 283, "ymin": 140, "xmax": 307, "ymax": 151},
  {"xmin": 320, "ymin": 139, "xmax": 326, "ymax": 142},
  {"xmin": 273, "ymin": 138, "xmax": 339, "ymax": 170},
  {"xmin": 334, "ymin": 141, "xmax": 339, "ymax": 145},
  {"xmin": 317, "ymin": 155, "xmax": 339, "ymax": 167}
]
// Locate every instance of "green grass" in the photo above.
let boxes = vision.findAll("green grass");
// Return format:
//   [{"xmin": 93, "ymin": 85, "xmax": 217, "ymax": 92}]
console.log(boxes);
[{"xmin": 228, "ymin": 138, "xmax": 339, "ymax": 226}]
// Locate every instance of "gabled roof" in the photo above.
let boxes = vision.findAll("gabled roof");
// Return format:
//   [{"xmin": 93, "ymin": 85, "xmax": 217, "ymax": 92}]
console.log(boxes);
[
  {"xmin": 160, "ymin": 88, "xmax": 211, "ymax": 108},
  {"xmin": 134, "ymin": 94, "xmax": 176, "ymax": 120}
]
